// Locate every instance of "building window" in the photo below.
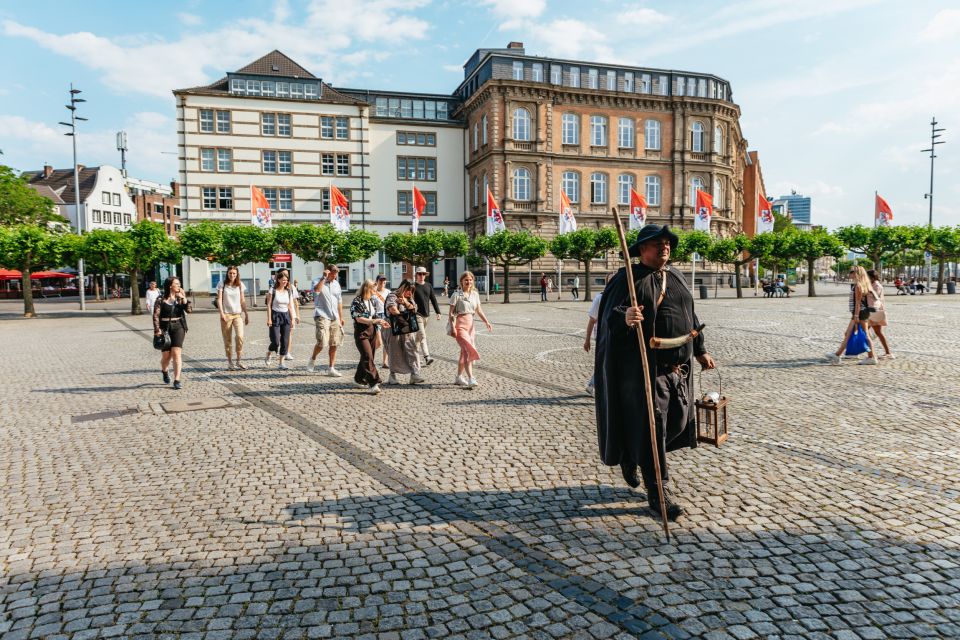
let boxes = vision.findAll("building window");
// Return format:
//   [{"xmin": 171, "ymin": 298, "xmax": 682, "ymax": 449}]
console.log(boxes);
[
  {"xmin": 713, "ymin": 125, "xmax": 723, "ymax": 154},
  {"xmin": 532, "ymin": 63, "xmax": 543, "ymax": 82},
  {"xmin": 102, "ymin": 192, "xmax": 110, "ymax": 205},
  {"xmin": 590, "ymin": 115, "xmax": 607, "ymax": 147},
  {"xmin": 123, "ymin": 213, "xmax": 131, "ymax": 225},
  {"xmin": 218, "ymin": 187, "xmax": 233, "ymax": 210},
  {"xmin": 412, "ymin": 101, "xmax": 424, "ymax": 118},
  {"xmin": 618, "ymin": 118, "xmax": 634, "ymax": 148},
  {"xmin": 336, "ymin": 154, "xmax": 350, "ymax": 176},
  {"xmin": 278, "ymin": 151, "xmax": 292, "ymax": 174},
  {"xmin": 397, "ymin": 157, "xmax": 437, "ymax": 181},
  {"xmin": 698, "ymin": 78, "xmax": 707, "ymax": 97},
  {"xmin": 376, "ymin": 97, "xmax": 387, "ymax": 117},
  {"xmin": 199, "ymin": 109, "xmax": 214, "ymax": 133},
  {"xmin": 473, "ymin": 123, "xmax": 479, "ymax": 151},
  {"xmin": 550, "ymin": 64, "xmax": 562, "ymax": 85},
  {"xmin": 639, "ymin": 74, "xmax": 651, "ymax": 93},
  {"xmin": 201, "ymin": 148, "xmax": 216, "ymax": 170},
  {"xmin": 92, "ymin": 210, "xmax": 101, "ymax": 223},
  {"xmin": 335, "ymin": 116, "xmax": 349, "ymax": 139},
  {"xmin": 263, "ymin": 151, "xmax": 277, "ymax": 173},
  {"xmin": 113, "ymin": 212, "xmax": 121, "ymax": 225},
  {"xmin": 321, "ymin": 154, "xmax": 335, "ymax": 176},
  {"xmin": 320, "ymin": 116, "xmax": 333, "ymax": 139},
  {"xmin": 691, "ymin": 121, "xmax": 705, "ymax": 152},
  {"xmin": 590, "ymin": 172, "xmax": 607, "ymax": 204},
  {"xmin": 714, "ymin": 178, "xmax": 723, "ymax": 210},
  {"xmin": 561, "ymin": 113, "xmax": 579, "ymax": 145},
  {"xmin": 246, "ymin": 79, "xmax": 260, "ymax": 95},
  {"xmin": 202, "ymin": 187, "xmax": 217, "ymax": 209},
  {"xmin": 512, "ymin": 168, "xmax": 531, "ymax": 201},
  {"xmin": 482, "ymin": 115, "xmax": 488, "ymax": 145},
  {"xmin": 262, "ymin": 81, "xmax": 275, "ymax": 97},
  {"xmin": 401, "ymin": 100, "xmax": 412, "ymax": 118},
  {"xmin": 473, "ymin": 177, "xmax": 479, "ymax": 207},
  {"xmin": 279, "ymin": 188, "xmax": 293, "ymax": 211},
  {"xmin": 624, "ymin": 72, "xmax": 634, "ymax": 92},
  {"xmin": 618, "ymin": 174, "xmax": 635, "ymax": 205},
  {"xmin": 425, "ymin": 101, "xmax": 436, "ymax": 119},
  {"xmin": 277, "ymin": 114, "xmax": 291, "ymax": 137},
  {"xmin": 276, "ymin": 82, "xmax": 289, "ymax": 97},
  {"xmin": 645, "ymin": 175, "xmax": 661, "ymax": 206},
  {"xmin": 606, "ymin": 70, "xmax": 617, "ymax": 90},
  {"xmin": 396, "ymin": 131, "xmax": 436, "ymax": 146},
  {"xmin": 397, "ymin": 190, "xmax": 437, "ymax": 215},
  {"xmin": 562, "ymin": 171, "xmax": 579, "ymax": 203},
  {"xmin": 216, "ymin": 110, "xmax": 231, "ymax": 134},
  {"xmin": 569, "ymin": 66, "xmax": 580, "ymax": 88},
  {"xmin": 112, "ymin": 193, "xmax": 121, "ymax": 206},
  {"xmin": 513, "ymin": 107, "xmax": 531, "ymax": 141},
  {"xmin": 217, "ymin": 149, "xmax": 232, "ymax": 172},
  {"xmin": 231, "ymin": 79, "xmax": 244, "ymax": 94},
  {"xmin": 644, "ymin": 119, "xmax": 661, "ymax": 150},
  {"xmin": 291, "ymin": 83, "xmax": 303, "ymax": 99},
  {"xmin": 512, "ymin": 61, "xmax": 524, "ymax": 80},
  {"xmin": 262, "ymin": 187, "xmax": 278, "ymax": 210},
  {"xmin": 305, "ymin": 84, "xmax": 318, "ymax": 99},
  {"xmin": 262, "ymin": 113, "xmax": 276, "ymax": 136},
  {"xmin": 482, "ymin": 174, "xmax": 489, "ymax": 202},
  {"xmin": 587, "ymin": 69, "xmax": 598, "ymax": 89},
  {"xmin": 690, "ymin": 177, "xmax": 704, "ymax": 206}
]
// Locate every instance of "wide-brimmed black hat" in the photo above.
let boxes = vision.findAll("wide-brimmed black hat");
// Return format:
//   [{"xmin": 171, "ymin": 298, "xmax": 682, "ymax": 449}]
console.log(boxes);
[{"xmin": 628, "ymin": 224, "xmax": 679, "ymax": 257}]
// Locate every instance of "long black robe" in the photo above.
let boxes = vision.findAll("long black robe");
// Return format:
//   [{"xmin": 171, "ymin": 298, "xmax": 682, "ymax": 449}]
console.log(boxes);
[{"xmin": 594, "ymin": 263, "xmax": 706, "ymax": 474}]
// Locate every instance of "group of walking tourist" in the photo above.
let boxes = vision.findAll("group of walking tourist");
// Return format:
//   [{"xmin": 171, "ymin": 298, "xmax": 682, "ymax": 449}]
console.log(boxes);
[{"xmin": 829, "ymin": 265, "xmax": 894, "ymax": 365}]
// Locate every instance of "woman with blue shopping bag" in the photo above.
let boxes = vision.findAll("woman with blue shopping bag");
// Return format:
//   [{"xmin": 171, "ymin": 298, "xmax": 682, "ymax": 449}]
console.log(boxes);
[{"xmin": 829, "ymin": 266, "xmax": 878, "ymax": 365}]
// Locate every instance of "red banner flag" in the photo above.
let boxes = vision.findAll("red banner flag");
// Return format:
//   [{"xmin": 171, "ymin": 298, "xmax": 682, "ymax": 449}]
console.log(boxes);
[
  {"xmin": 486, "ymin": 187, "xmax": 505, "ymax": 235},
  {"xmin": 411, "ymin": 186, "xmax": 427, "ymax": 233},
  {"xmin": 251, "ymin": 186, "xmax": 272, "ymax": 228},
  {"xmin": 558, "ymin": 189, "xmax": 577, "ymax": 233},
  {"xmin": 758, "ymin": 194, "xmax": 773, "ymax": 232},
  {"xmin": 330, "ymin": 185, "xmax": 350, "ymax": 231},
  {"xmin": 694, "ymin": 189, "xmax": 713, "ymax": 232},
  {"xmin": 629, "ymin": 189, "xmax": 648, "ymax": 230},
  {"xmin": 875, "ymin": 194, "xmax": 893, "ymax": 226}
]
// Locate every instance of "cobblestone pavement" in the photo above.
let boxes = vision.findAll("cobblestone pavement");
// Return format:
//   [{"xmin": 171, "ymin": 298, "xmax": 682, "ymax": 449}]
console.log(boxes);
[{"xmin": 2, "ymin": 291, "xmax": 959, "ymax": 639}]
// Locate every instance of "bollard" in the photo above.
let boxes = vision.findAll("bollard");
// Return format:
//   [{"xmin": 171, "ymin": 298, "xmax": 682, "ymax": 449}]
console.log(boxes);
[
  {"xmin": 699, "ymin": 285, "xmax": 709, "ymax": 300},
  {"xmin": 948, "ymin": 282, "xmax": 956, "ymax": 295}
]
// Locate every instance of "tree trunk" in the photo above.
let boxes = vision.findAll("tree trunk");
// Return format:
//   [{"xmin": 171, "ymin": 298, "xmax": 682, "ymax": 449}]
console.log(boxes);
[
  {"xmin": 130, "ymin": 269, "xmax": 142, "ymax": 315},
  {"xmin": 583, "ymin": 261, "xmax": 592, "ymax": 302},
  {"xmin": 502, "ymin": 263, "xmax": 511, "ymax": 303},
  {"xmin": 808, "ymin": 257, "xmax": 816, "ymax": 297},
  {"xmin": 937, "ymin": 258, "xmax": 946, "ymax": 294},
  {"xmin": 93, "ymin": 273, "xmax": 101, "ymax": 301},
  {"xmin": 21, "ymin": 269, "xmax": 36, "ymax": 318},
  {"xmin": 734, "ymin": 261, "xmax": 743, "ymax": 298}
]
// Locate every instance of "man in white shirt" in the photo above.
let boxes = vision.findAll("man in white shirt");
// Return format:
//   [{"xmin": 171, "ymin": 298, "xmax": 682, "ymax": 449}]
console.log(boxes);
[
  {"xmin": 145, "ymin": 281, "xmax": 160, "ymax": 313},
  {"xmin": 307, "ymin": 265, "xmax": 344, "ymax": 376}
]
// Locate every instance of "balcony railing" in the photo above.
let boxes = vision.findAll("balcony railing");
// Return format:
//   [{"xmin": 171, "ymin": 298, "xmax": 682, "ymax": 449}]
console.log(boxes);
[
  {"xmin": 508, "ymin": 141, "xmax": 534, "ymax": 152},
  {"xmin": 510, "ymin": 201, "xmax": 535, "ymax": 212},
  {"xmin": 690, "ymin": 152, "xmax": 708, "ymax": 162}
]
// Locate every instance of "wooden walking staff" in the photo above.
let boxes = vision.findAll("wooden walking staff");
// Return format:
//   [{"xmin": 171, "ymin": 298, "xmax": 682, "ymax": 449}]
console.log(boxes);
[{"xmin": 611, "ymin": 207, "xmax": 670, "ymax": 541}]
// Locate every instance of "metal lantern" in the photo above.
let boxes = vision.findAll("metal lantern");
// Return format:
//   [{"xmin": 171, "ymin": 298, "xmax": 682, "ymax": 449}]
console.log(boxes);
[{"xmin": 695, "ymin": 369, "xmax": 729, "ymax": 447}]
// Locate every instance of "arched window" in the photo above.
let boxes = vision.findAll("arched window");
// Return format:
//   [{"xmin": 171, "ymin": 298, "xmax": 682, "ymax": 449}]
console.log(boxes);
[
  {"xmin": 513, "ymin": 168, "xmax": 531, "ymax": 201},
  {"xmin": 691, "ymin": 121, "xmax": 704, "ymax": 152},
  {"xmin": 473, "ymin": 122, "xmax": 479, "ymax": 150},
  {"xmin": 690, "ymin": 176, "xmax": 705, "ymax": 205},
  {"xmin": 713, "ymin": 125, "xmax": 723, "ymax": 154},
  {"xmin": 645, "ymin": 175, "xmax": 661, "ymax": 206},
  {"xmin": 713, "ymin": 178, "xmax": 723, "ymax": 210},
  {"xmin": 618, "ymin": 118, "xmax": 634, "ymax": 148},
  {"xmin": 590, "ymin": 115, "xmax": 607, "ymax": 146},
  {"xmin": 482, "ymin": 115, "xmax": 488, "ymax": 145},
  {"xmin": 590, "ymin": 172, "xmax": 607, "ymax": 204},
  {"xmin": 561, "ymin": 171, "xmax": 579, "ymax": 203},
  {"xmin": 617, "ymin": 174, "xmax": 634, "ymax": 205},
  {"xmin": 482, "ymin": 174, "xmax": 489, "ymax": 204},
  {"xmin": 473, "ymin": 177, "xmax": 479, "ymax": 207},
  {"xmin": 513, "ymin": 107, "xmax": 531, "ymax": 141},
  {"xmin": 561, "ymin": 113, "xmax": 579, "ymax": 145},
  {"xmin": 644, "ymin": 119, "xmax": 661, "ymax": 150}
]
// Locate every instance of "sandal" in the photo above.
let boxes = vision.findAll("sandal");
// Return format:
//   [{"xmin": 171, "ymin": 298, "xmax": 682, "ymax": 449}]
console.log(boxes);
[{"xmin": 236, "ymin": 361, "xmax": 247, "ymax": 370}]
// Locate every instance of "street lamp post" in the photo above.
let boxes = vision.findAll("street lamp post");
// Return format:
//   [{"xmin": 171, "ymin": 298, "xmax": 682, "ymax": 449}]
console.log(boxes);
[
  {"xmin": 921, "ymin": 116, "xmax": 945, "ymax": 291},
  {"xmin": 59, "ymin": 84, "xmax": 88, "ymax": 311}
]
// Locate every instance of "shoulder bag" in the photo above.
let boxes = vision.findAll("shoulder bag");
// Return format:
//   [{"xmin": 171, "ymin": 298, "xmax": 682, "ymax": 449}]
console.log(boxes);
[
  {"xmin": 153, "ymin": 331, "xmax": 171, "ymax": 350},
  {"xmin": 389, "ymin": 308, "xmax": 420, "ymax": 335}
]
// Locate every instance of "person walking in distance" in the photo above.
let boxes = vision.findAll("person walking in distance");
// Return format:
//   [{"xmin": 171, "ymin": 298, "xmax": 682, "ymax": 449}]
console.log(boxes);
[
  {"xmin": 412, "ymin": 266, "xmax": 442, "ymax": 366},
  {"xmin": 866, "ymin": 269, "xmax": 893, "ymax": 359},
  {"xmin": 595, "ymin": 225, "xmax": 716, "ymax": 521},
  {"xmin": 308, "ymin": 265, "xmax": 344, "ymax": 376},
  {"xmin": 443, "ymin": 276, "xmax": 450, "ymax": 298},
  {"xmin": 153, "ymin": 276, "xmax": 193, "ymax": 390},
  {"xmin": 265, "ymin": 272, "xmax": 299, "ymax": 369},
  {"xmin": 145, "ymin": 280, "xmax": 160, "ymax": 314},
  {"xmin": 285, "ymin": 273, "xmax": 300, "ymax": 361},
  {"xmin": 384, "ymin": 280, "xmax": 425, "ymax": 385},
  {"xmin": 351, "ymin": 280, "xmax": 390, "ymax": 394},
  {"xmin": 372, "ymin": 275, "xmax": 391, "ymax": 370},
  {"xmin": 449, "ymin": 271, "xmax": 493, "ymax": 389},
  {"xmin": 539, "ymin": 272, "xmax": 548, "ymax": 302},
  {"xmin": 572, "ymin": 275, "xmax": 581, "ymax": 301},
  {"xmin": 829, "ymin": 265, "xmax": 879, "ymax": 365},
  {"xmin": 217, "ymin": 266, "xmax": 249, "ymax": 370},
  {"xmin": 583, "ymin": 273, "xmax": 613, "ymax": 396}
]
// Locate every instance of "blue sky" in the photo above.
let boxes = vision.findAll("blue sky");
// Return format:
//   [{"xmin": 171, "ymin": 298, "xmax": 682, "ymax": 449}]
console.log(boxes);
[{"xmin": 2, "ymin": 0, "xmax": 958, "ymax": 229}]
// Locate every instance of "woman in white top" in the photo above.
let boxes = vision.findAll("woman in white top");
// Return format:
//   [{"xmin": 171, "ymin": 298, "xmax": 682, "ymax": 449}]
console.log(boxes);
[
  {"xmin": 372, "ymin": 275, "xmax": 391, "ymax": 369},
  {"xmin": 448, "ymin": 271, "xmax": 493, "ymax": 388},
  {"xmin": 265, "ymin": 272, "xmax": 299, "ymax": 369},
  {"xmin": 866, "ymin": 269, "xmax": 893, "ymax": 358},
  {"xmin": 217, "ymin": 266, "xmax": 249, "ymax": 370}
]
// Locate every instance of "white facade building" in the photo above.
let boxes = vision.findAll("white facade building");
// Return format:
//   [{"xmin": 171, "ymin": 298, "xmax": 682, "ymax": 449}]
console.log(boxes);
[
  {"xmin": 27, "ymin": 164, "xmax": 136, "ymax": 233},
  {"xmin": 174, "ymin": 51, "xmax": 465, "ymax": 293}
]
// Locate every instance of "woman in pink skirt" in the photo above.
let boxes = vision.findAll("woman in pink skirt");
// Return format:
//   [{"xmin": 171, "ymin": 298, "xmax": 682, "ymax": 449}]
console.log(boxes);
[{"xmin": 448, "ymin": 271, "xmax": 493, "ymax": 389}]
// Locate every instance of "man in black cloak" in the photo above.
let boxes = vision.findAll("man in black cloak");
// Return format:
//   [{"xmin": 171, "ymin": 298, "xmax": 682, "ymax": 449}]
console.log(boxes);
[{"xmin": 594, "ymin": 224, "xmax": 716, "ymax": 520}]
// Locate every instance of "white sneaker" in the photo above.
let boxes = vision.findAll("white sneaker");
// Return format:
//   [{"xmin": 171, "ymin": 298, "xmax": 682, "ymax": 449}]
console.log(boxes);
[
  {"xmin": 883, "ymin": 353, "xmax": 895, "ymax": 360},
  {"xmin": 858, "ymin": 357, "xmax": 878, "ymax": 365},
  {"xmin": 466, "ymin": 378, "xmax": 478, "ymax": 389},
  {"xmin": 828, "ymin": 353, "xmax": 841, "ymax": 365},
  {"xmin": 327, "ymin": 367, "xmax": 342, "ymax": 377},
  {"xmin": 306, "ymin": 359, "xmax": 316, "ymax": 373},
  {"xmin": 386, "ymin": 373, "xmax": 400, "ymax": 385},
  {"xmin": 410, "ymin": 374, "xmax": 426, "ymax": 384},
  {"xmin": 279, "ymin": 361, "xmax": 290, "ymax": 370},
  {"xmin": 455, "ymin": 375, "xmax": 467, "ymax": 386},
  {"xmin": 368, "ymin": 384, "xmax": 381, "ymax": 394},
  {"xmin": 264, "ymin": 353, "xmax": 272, "ymax": 366},
  {"xmin": 285, "ymin": 354, "xmax": 295, "ymax": 361}
]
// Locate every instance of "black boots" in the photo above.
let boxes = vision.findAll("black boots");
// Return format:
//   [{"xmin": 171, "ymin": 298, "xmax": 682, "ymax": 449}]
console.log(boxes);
[
  {"xmin": 620, "ymin": 461, "xmax": 640, "ymax": 488},
  {"xmin": 645, "ymin": 483, "xmax": 685, "ymax": 522}
]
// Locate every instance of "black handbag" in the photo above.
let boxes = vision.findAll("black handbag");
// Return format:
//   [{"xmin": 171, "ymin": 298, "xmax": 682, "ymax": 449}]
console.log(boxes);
[
  {"xmin": 389, "ymin": 310, "xmax": 420, "ymax": 335},
  {"xmin": 153, "ymin": 332, "xmax": 171, "ymax": 350},
  {"xmin": 858, "ymin": 296, "xmax": 875, "ymax": 321}
]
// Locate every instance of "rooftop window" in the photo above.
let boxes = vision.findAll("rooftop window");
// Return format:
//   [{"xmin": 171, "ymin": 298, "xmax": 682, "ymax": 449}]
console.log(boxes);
[{"xmin": 373, "ymin": 96, "xmax": 451, "ymax": 120}]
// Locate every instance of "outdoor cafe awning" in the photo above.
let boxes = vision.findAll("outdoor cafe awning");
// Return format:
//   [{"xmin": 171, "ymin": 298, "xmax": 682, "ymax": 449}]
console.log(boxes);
[{"xmin": 0, "ymin": 270, "xmax": 75, "ymax": 281}]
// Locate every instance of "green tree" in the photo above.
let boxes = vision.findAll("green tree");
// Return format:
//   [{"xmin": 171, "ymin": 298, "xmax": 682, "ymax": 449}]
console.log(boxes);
[
  {"xmin": 548, "ymin": 227, "xmax": 617, "ymax": 302},
  {"xmin": 473, "ymin": 229, "xmax": 548, "ymax": 303},
  {"xmin": 834, "ymin": 224, "xmax": 903, "ymax": 271},
  {"xmin": 0, "ymin": 224, "xmax": 67, "ymax": 317},
  {"xmin": 82, "ymin": 229, "xmax": 132, "ymax": 301},
  {"xmin": 382, "ymin": 230, "xmax": 469, "ymax": 269},
  {"xmin": 772, "ymin": 211, "xmax": 793, "ymax": 233},
  {"xmin": 218, "ymin": 224, "xmax": 275, "ymax": 267},
  {"xmin": 763, "ymin": 227, "xmax": 800, "ymax": 282},
  {"xmin": 671, "ymin": 230, "xmax": 712, "ymax": 263},
  {"xmin": 704, "ymin": 234, "xmax": 756, "ymax": 298},
  {"xmin": 124, "ymin": 221, "xmax": 183, "ymax": 314},
  {"xmin": 789, "ymin": 228, "xmax": 844, "ymax": 296},
  {"xmin": 0, "ymin": 166, "xmax": 68, "ymax": 227},
  {"xmin": 178, "ymin": 220, "xmax": 224, "ymax": 262},
  {"xmin": 335, "ymin": 229, "xmax": 383, "ymax": 267},
  {"xmin": 921, "ymin": 226, "xmax": 960, "ymax": 294}
]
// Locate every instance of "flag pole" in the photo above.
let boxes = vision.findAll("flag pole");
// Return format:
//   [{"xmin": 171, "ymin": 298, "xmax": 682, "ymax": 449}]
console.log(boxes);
[
  {"xmin": 249, "ymin": 183, "xmax": 258, "ymax": 308},
  {"xmin": 874, "ymin": 191, "xmax": 878, "ymax": 228}
]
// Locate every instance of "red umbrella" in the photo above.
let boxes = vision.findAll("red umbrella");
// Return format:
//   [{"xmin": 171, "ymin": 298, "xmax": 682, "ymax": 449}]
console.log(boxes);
[
  {"xmin": 0, "ymin": 269, "xmax": 21, "ymax": 280},
  {"xmin": 31, "ymin": 271, "xmax": 74, "ymax": 279}
]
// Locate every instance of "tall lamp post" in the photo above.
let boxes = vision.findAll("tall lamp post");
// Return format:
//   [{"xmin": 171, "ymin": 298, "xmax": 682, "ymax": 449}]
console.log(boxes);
[
  {"xmin": 922, "ymin": 116, "xmax": 945, "ymax": 290},
  {"xmin": 59, "ymin": 84, "xmax": 88, "ymax": 311}
]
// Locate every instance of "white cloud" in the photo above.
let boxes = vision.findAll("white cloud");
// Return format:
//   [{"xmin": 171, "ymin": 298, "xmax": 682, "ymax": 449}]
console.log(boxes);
[
  {"xmin": 479, "ymin": 0, "xmax": 545, "ymax": 30},
  {"xmin": 442, "ymin": 63, "xmax": 463, "ymax": 73},
  {"xmin": 176, "ymin": 12, "xmax": 203, "ymax": 26},
  {"xmin": 919, "ymin": 8, "xmax": 960, "ymax": 41},
  {"xmin": 617, "ymin": 6, "xmax": 671, "ymax": 27},
  {"xmin": 524, "ymin": 18, "xmax": 613, "ymax": 61}
]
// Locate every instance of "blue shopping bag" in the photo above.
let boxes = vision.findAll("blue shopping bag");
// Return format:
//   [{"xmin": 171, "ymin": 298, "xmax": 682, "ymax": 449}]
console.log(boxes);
[{"xmin": 845, "ymin": 325, "xmax": 869, "ymax": 356}]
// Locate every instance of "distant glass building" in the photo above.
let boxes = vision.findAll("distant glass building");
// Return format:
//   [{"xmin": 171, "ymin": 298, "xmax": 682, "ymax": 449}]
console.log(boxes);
[{"xmin": 773, "ymin": 191, "xmax": 811, "ymax": 224}]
